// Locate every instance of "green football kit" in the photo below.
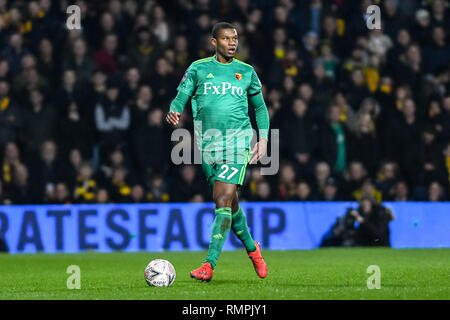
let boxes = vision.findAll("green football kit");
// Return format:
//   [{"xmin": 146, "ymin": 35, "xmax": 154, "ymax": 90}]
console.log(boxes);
[{"xmin": 169, "ymin": 55, "xmax": 270, "ymax": 270}]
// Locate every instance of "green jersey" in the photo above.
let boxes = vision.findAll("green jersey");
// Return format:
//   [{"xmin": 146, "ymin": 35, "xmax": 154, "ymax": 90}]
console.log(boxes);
[{"xmin": 174, "ymin": 55, "xmax": 263, "ymax": 152}]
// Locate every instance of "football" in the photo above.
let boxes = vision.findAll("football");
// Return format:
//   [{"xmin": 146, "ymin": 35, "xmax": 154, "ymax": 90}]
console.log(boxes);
[{"xmin": 144, "ymin": 259, "xmax": 176, "ymax": 287}]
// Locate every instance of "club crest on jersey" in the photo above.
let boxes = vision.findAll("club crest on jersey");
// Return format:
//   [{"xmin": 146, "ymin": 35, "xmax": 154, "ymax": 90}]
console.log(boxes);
[{"xmin": 235, "ymin": 73, "xmax": 242, "ymax": 81}]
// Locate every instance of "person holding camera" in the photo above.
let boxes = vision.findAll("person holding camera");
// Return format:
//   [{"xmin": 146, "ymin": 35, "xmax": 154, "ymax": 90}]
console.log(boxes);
[
  {"xmin": 321, "ymin": 195, "xmax": 394, "ymax": 247},
  {"xmin": 349, "ymin": 195, "xmax": 394, "ymax": 246}
]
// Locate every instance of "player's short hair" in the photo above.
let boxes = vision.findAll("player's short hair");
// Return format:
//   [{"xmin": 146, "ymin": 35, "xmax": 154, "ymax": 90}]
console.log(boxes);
[{"xmin": 211, "ymin": 22, "xmax": 236, "ymax": 39}]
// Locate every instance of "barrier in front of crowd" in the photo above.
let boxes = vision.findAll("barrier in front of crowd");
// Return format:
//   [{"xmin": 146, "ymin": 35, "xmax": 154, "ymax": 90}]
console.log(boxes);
[{"xmin": 0, "ymin": 202, "xmax": 448, "ymax": 253}]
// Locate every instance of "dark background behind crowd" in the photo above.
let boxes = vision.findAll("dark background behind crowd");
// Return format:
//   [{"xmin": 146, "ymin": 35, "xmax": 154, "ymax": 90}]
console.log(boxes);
[{"xmin": 0, "ymin": 0, "xmax": 449, "ymax": 206}]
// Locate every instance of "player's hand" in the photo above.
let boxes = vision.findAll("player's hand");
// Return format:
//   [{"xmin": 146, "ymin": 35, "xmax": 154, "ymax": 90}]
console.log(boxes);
[
  {"xmin": 166, "ymin": 111, "xmax": 181, "ymax": 126},
  {"xmin": 249, "ymin": 138, "xmax": 267, "ymax": 164}
]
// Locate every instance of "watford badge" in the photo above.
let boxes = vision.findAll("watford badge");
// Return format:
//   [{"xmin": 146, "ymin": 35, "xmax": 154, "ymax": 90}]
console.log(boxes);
[{"xmin": 235, "ymin": 73, "xmax": 242, "ymax": 81}]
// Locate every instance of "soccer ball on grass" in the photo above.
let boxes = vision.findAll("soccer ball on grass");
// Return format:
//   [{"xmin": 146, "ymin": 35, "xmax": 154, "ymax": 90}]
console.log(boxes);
[{"xmin": 144, "ymin": 259, "xmax": 176, "ymax": 287}]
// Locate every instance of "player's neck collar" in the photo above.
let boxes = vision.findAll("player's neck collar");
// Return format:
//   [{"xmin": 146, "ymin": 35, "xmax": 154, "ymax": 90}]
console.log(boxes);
[{"xmin": 213, "ymin": 54, "xmax": 235, "ymax": 65}]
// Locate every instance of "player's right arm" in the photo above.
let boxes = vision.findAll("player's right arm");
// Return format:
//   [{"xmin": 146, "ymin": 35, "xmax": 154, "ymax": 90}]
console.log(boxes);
[{"xmin": 166, "ymin": 63, "xmax": 198, "ymax": 126}]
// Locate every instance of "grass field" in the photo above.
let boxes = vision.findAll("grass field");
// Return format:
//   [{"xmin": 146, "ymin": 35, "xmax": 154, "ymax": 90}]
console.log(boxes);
[{"xmin": 0, "ymin": 248, "xmax": 449, "ymax": 300}]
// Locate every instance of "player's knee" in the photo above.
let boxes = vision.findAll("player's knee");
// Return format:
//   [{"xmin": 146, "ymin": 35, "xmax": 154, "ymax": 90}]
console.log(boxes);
[{"xmin": 214, "ymin": 193, "xmax": 233, "ymax": 208}]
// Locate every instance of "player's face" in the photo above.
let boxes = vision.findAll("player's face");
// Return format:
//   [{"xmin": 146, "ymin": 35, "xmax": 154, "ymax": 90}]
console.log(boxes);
[{"xmin": 213, "ymin": 28, "xmax": 238, "ymax": 59}]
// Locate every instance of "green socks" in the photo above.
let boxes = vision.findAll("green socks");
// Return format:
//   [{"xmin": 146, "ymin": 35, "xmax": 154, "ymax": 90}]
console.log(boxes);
[
  {"xmin": 231, "ymin": 207, "xmax": 256, "ymax": 253},
  {"xmin": 205, "ymin": 207, "xmax": 232, "ymax": 269},
  {"xmin": 205, "ymin": 207, "xmax": 256, "ymax": 270}
]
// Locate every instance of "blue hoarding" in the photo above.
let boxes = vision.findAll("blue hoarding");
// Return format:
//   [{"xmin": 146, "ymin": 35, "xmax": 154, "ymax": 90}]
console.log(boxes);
[{"xmin": 0, "ymin": 202, "xmax": 449, "ymax": 253}]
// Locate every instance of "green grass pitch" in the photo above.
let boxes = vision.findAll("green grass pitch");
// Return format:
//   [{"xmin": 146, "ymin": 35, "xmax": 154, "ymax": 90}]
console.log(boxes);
[{"xmin": 0, "ymin": 248, "xmax": 449, "ymax": 300}]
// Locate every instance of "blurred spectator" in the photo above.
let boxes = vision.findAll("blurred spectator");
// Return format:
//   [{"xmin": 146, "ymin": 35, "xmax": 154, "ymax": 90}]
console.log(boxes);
[
  {"xmin": 8, "ymin": 163, "xmax": 34, "ymax": 204},
  {"xmin": 151, "ymin": 5, "xmax": 171, "ymax": 45},
  {"xmin": 127, "ymin": 26, "xmax": 160, "ymax": 73},
  {"xmin": 1, "ymin": 32, "xmax": 29, "ymax": 77},
  {"xmin": 277, "ymin": 162, "xmax": 297, "ymax": 201},
  {"xmin": 130, "ymin": 184, "xmax": 145, "ymax": 203},
  {"xmin": 375, "ymin": 161, "xmax": 400, "ymax": 200},
  {"xmin": 416, "ymin": 126, "xmax": 442, "ymax": 192},
  {"xmin": 38, "ymin": 38, "xmax": 59, "ymax": 88},
  {"xmin": 394, "ymin": 43, "xmax": 423, "ymax": 92},
  {"xmin": 311, "ymin": 161, "xmax": 331, "ymax": 197},
  {"xmin": 96, "ymin": 188, "xmax": 110, "ymax": 204},
  {"xmin": 391, "ymin": 180, "xmax": 410, "ymax": 201},
  {"xmin": 412, "ymin": 9, "xmax": 431, "ymax": 44},
  {"xmin": 292, "ymin": 180, "xmax": 315, "ymax": 201},
  {"xmin": 1, "ymin": 141, "xmax": 21, "ymax": 191},
  {"xmin": 390, "ymin": 98, "xmax": 423, "ymax": 186},
  {"xmin": 242, "ymin": 167, "xmax": 263, "ymax": 200},
  {"xmin": 387, "ymin": 28, "xmax": 412, "ymax": 67},
  {"xmin": 382, "ymin": 0, "xmax": 408, "ymax": 39},
  {"xmin": 29, "ymin": 140, "xmax": 63, "ymax": 203},
  {"xmin": 146, "ymin": 173, "xmax": 170, "ymax": 203},
  {"xmin": 347, "ymin": 112, "xmax": 380, "ymax": 176},
  {"xmin": 50, "ymin": 182, "xmax": 72, "ymax": 205},
  {"xmin": 73, "ymin": 162, "xmax": 97, "ymax": 203},
  {"xmin": 316, "ymin": 44, "xmax": 339, "ymax": 81},
  {"xmin": 0, "ymin": 59, "xmax": 11, "ymax": 82},
  {"xmin": 123, "ymin": 67, "xmax": 141, "ymax": 105},
  {"xmin": 352, "ymin": 177, "xmax": 383, "ymax": 202},
  {"xmin": 130, "ymin": 85, "xmax": 153, "ymax": 130},
  {"xmin": 62, "ymin": 148, "xmax": 83, "ymax": 191},
  {"xmin": 427, "ymin": 181, "xmax": 446, "ymax": 202},
  {"xmin": 58, "ymin": 99, "xmax": 94, "ymax": 160},
  {"xmin": 342, "ymin": 161, "xmax": 367, "ymax": 200},
  {"xmin": 429, "ymin": 0, "xmax": 449, "ymax": 31},
  {"xmin": 94, "ymin": 76, "xmax": 130, "ymax": 163},
  {"xmin": 346, "ymin": 68, "xmax": 371, "ymax": 111},
  {"xmin": 148, "ymin": 57, "xmax": 177, "ymax": 106},
  {"xmin": 94, "ymin": 33, "xmax": 119, "ymax": 74},
  {"xmin": 131, "ymin": 107, "xmax": 169, "ymax": 176},
  {"xmin": 63, "ymin": 37, "xmax": 95, "ymax": 84},
  {"xmin": 0, "ymin": 84, "xmax": 24, "ymax": 149},
  {"xmin": 98, "ymin": 148, "xmax": 132, "ymax": 187},
  {"xmin": 54, "ymin": 69, "xmax": 83, "ymax": 114},
  {"xmin": 21, "ymin": 89, "xmax": 57, "ymax": 161},
  {"xmin": 170, "ymin": 165, "xmax": 205, "ymax": 202},
  {"xmin": 319, "ymin": 104, "xmax": 348, "ymax": 174},
  {"xmin": 251, "ymin": 180, "xmax": 272, "ymax": 202},
  {"xmin": 280, "ymin": 98, "xmax": 317, "ymax": 179},
  {"xmin": 107, "ymin": 167, "xmax": 132, "ymax": 203},
  {"xmin": 13, "ymin": 54, "xmax": 49, "ymax": 99},
  {"xmin": 422, "ymin": 26, "xmax": 450, "ymax": 74},
  {"xmin": 367, "ymin": 28, "xmax": 393, "ymax": 58},
  {"xmin": 173, "ymin": 35, "xmax": 190, "ymax": 72},
  {"xmin": 321, "ymin": 177, "xmax": 341, "ymax": 201}
]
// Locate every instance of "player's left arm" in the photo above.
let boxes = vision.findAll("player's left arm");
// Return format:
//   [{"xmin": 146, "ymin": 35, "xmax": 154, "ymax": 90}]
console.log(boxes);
[{"xmin": 248, "ymin": 68, "xmax": 270, "ymax": 164}]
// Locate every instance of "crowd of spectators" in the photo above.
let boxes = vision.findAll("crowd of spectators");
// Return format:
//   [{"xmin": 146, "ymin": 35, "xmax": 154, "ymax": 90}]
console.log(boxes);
[{"xmin": 0, "ymin": 0, "xmax": 449, "ymax": 205}]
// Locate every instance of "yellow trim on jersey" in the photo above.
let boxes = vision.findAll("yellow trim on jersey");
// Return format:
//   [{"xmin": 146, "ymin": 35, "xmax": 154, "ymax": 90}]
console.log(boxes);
[{"xmin": 193, "ymin": 57, "xmax": 213, "ymax": 64}]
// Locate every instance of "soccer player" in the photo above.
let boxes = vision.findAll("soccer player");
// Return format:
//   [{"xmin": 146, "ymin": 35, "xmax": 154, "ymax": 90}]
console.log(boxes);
[{"xmin": 166, "ymin": 22, "xmax": 269, "ymax": 282}]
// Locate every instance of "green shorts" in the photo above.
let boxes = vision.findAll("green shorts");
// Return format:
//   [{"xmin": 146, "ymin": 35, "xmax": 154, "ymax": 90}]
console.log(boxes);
[{"xmin": 201, "ymin": 149, "xmax": 250, "ymax": 189}]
